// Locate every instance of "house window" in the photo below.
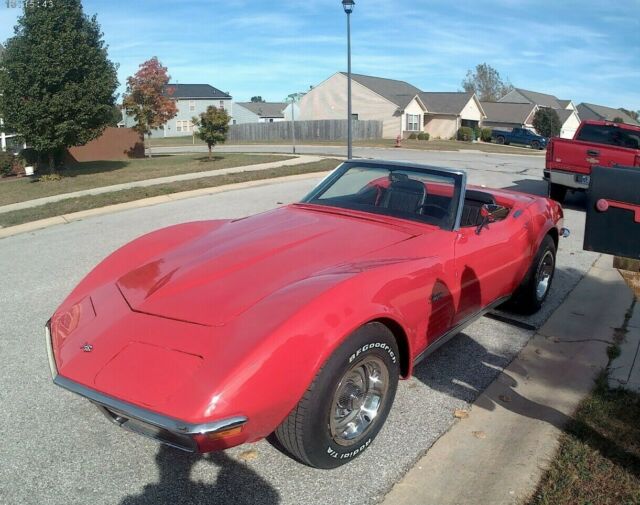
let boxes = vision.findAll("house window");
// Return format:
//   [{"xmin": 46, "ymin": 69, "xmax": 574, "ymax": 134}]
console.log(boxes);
[
  {"xmin": 176, "ymin": 120, "xmax": 194, "ymax": 133},
  {"xmin": 219, "ymin": 101, "xmax": 225, "ymax": 108},
  {"xmin": 269, "ymin": 118, "xmax": 274, "ymax": 123},
  {"xmin": 406, "ymin": 114, "xmax": 420, "ymax": 131},
  {"xmin": 189, "ymin": 100, "xmax": 196, "ymax": 112},
  {"xmin": 351, "ymin": 113, "xmax": 359, "ymax": 121}
]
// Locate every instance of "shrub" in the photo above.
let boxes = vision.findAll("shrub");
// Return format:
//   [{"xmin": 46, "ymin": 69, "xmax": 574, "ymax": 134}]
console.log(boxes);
[
  {"xmin": 417, "ymin": 132, "xmax": 430, "ymax": 141},
  {"xmin": 408, "ymin": 133, "xmax": 418, "ymax": 140},
  {"xmin": 0, "ymin": 152, "xmax": 14, "ymax": 176},
  {"xmin": 457, "ymin": 126, "xmax": 474, "ymax": 142},
  {"xmin": 473, "ymin": 126, "xmax": 482, "ymax": 140},
  {"xmin": 481, "ymin": 128, "xmax": 492, "ymax": 142}
]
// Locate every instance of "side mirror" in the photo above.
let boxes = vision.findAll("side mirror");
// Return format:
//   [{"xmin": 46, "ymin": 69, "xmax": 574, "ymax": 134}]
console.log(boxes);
[{"xmin": 476, "ymin": 204, "xmax": 509, "ymax": 235}]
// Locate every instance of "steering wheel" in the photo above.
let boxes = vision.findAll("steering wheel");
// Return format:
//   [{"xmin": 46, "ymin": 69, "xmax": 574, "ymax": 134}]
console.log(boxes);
[{"xmin": 420, "ymin": 203, "xmax": 448, "ymax": 220}]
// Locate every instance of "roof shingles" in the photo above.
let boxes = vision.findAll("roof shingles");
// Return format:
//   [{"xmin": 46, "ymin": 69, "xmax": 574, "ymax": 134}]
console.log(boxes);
[
  {"xmin": 236, "ymin": 102, "xmax": 288, "ymax": 118},
  {"xmin": 164, "ymin": 84, "xmax": 231, "ymax": 99}
]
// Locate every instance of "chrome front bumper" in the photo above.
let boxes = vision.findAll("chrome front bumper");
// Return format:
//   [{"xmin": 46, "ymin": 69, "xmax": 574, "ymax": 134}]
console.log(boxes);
[{"xmin": 45, "ymin": 322, "xmax": 247, "ymax": 452}]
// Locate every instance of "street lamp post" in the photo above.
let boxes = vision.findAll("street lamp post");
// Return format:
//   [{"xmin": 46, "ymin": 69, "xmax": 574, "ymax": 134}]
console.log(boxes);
[
  {"xmin": 342, "ymin": 0, "xmax": 355, "ymax": 159},
  {"xmin": 286, "ymin": 92, "xmax": 301, "ymax": 155}
]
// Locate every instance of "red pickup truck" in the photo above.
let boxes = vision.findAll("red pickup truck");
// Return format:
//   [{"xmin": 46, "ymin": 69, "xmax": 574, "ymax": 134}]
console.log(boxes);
[{"xmin": 544, "ymin": 120, "xmax": 640, "ymax": 202}]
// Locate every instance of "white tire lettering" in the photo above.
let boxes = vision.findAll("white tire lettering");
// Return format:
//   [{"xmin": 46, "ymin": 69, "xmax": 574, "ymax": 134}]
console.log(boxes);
[{"xmin": 350, "ymin": 342, "xmax": 397, "ymax": 364}]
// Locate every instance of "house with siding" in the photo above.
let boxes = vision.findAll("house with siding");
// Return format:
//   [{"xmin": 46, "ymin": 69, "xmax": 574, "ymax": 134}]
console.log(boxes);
[
  {"xmin": 123, "ymin": 83, "xmax": 233, "ymax": 137},
  {"xmin": 299, "ymin": 72, "xmax": 484, "ymax": 139},
  {"xmin": 498, "ymin": 88, "xmax": 580, "ymax": 138},
  {"xmin": 576, "ymin": 103, "xmax": 640, "ymax": 125},
  {"xmin": 419, "ymin": 92, "xmax": 485, "ymax": 139},
  {"xmin": 233, "ymin": 102, "xmax": 288, "ymax": 124}
]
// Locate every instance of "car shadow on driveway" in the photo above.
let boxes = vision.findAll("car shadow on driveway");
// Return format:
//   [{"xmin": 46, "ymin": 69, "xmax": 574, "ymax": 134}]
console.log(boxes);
[{"xmin": 119, "ymin": 446, "xmax": 280, "ymax": 505}]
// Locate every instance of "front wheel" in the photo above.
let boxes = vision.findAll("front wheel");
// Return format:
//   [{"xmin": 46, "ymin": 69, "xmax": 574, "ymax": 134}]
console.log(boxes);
[
  {"xmin": 531, "ymin": 141, "xmax": 540, "ymax": 150},
  {"xmin": 508, "ymin": 235, "xmax": 556, "ymax": 314},
  {"xmin": 275, "ymin": 323, "xmax": 399, "ymax": 468},
  {"xmin": 496, "ymin": 136, "xmax": 505, "ymax": 144}
]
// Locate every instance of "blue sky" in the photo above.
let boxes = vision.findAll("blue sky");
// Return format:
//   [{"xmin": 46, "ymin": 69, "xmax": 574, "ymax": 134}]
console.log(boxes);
[{"xmin": 1, "ymin": 0, "xmax": 638, "ymax": 110}]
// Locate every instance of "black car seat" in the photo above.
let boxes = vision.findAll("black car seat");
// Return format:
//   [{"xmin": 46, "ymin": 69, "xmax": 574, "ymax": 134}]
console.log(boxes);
[
  {"xmin": 460, "ymin": 190, "xmax": 496, "ymax": 227},
  {"xmin": 380, "ymin": 179, "xmax": 427, "ymax": 214}
]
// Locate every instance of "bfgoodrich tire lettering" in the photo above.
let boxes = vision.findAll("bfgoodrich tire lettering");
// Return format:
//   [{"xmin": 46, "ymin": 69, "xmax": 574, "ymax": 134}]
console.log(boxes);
[{"xmin": 275, "ymin": 322, "xmax": 400, "ymax": 469}]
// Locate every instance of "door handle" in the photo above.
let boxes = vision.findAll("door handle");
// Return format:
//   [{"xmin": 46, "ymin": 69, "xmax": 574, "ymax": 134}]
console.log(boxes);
[
  {"xmin": 596, "ymin": 199, "xmax": 640, "ymax": 223},
  {"xmin": 587, "ymin": 149, "xmax": 600, "ymax": 156}
]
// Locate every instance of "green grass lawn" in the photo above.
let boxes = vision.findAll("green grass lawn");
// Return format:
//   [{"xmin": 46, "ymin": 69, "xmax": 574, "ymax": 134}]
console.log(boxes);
[
  {"xmin": 0, "ymin": 153, "xmax": 293, "ymax": 207},
  {"xmin": 0, "ymin": 158, "xmax": 340, "ymax": 227},
  {"xmin": 529, "ymin": 373, "xmax": 640, "ymax": 505},
  {"xmin": 148, "ymin": 136, "xmax": 544, "ymax": 155}
]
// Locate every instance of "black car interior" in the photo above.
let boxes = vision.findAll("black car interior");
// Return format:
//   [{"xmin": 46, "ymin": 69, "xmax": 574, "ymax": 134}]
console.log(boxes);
[{"xmin": 459, "ymin": 190, "xmax": 497, "ymax": 227}]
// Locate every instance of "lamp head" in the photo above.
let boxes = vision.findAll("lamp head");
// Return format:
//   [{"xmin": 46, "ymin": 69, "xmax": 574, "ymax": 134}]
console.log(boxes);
[{"xmin": 342, "ymin": 0, "xmax": 355, "ymax": 14}]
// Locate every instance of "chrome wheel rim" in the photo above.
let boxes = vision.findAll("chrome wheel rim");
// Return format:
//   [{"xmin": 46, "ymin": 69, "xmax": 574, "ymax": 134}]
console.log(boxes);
[
  {"xmin": 535, "ymin": 251, "xmax": 554, "ymax": 301},
  {"xmin": 330, "ymin": 356, "xmax": 389, "ymax": 446}
]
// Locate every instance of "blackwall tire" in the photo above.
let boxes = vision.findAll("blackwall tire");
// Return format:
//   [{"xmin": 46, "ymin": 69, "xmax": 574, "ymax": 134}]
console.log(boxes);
[
  {"xmin": 508, "ymin": 235, "xmax": 556, "ymax": 314},
  {"xmin": 496, "ymin": 136, "xmax": 505, "ymax": 144},
  {"xmin": 274, "ymin": 322, "xmax": 400, "ymax": 469}
]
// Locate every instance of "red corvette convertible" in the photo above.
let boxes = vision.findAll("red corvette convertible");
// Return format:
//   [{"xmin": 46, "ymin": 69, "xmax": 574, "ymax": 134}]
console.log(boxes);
[{"xmin": 46, "ymin": 160, "xmax": 567, "ymax": 468}]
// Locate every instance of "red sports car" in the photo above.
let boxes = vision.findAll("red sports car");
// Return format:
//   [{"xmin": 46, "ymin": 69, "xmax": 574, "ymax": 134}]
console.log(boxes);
[{"xmin": 46, "ymin": 160, "xmax": 567, "ymax": 468}]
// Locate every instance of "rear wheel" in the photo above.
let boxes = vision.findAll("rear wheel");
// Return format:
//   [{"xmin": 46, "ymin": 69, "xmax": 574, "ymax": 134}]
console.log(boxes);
[
  {"xmin": 508, "ymin": 235, "xmax": 556, "ymax": 314},
  {"xmin": 275, "ymin": 322, "xmax": 399, "ymax": 469},
  {"xmin": 531, "ymin": 140, "xmax": 540, "ymax": 150},
  {"xmin": 549, "ymin": 183, "xmax": 567, "ymax": 203}
]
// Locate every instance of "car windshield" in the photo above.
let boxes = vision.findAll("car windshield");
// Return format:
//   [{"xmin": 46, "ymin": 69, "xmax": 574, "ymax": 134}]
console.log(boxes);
[{"xmin": 300, "ymin": 162, "xmax": 465, "ymax": 230}]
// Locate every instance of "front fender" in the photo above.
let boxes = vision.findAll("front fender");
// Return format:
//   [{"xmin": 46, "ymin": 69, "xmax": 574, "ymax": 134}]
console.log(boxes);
[{"xmin": 200, "ymin": 257, "xmax": 444, "ymax": 442}]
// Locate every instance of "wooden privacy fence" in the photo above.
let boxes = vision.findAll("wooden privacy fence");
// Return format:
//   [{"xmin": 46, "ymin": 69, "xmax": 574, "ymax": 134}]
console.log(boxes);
[{"xmin": 227, "ymin": 120, "xmax": 382, "ymax": 142}]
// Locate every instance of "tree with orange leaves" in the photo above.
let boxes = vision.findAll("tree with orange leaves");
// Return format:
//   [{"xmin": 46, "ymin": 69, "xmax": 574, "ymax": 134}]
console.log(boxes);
[{"xmin": 123, "ymin": 57, "xmax": 177, "ymax": 157}]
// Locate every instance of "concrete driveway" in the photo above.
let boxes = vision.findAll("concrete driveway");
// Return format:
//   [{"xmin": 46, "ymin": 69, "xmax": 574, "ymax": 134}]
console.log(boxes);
[{"xmin": 0, "ymin": 150, "xmax": 596, "ymax": 505}]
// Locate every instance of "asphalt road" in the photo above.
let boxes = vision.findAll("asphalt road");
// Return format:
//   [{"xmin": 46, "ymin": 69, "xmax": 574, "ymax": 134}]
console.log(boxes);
[{"xmin": 0, "ymin": 149, "xmax": 597, "ymax": 505}]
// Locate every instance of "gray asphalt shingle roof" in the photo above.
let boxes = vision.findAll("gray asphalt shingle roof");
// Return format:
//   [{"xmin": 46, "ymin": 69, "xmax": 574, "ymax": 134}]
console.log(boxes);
[
  {"xmin": 164, "ymin": 84, "xmax": 231, "ymax": 99},
  {"xmin": 480, "ymin": 101, "xmax": 537, "ymax": 125},
  {"xmin": 577, "ymin": 103, "xmax": 640, "ymax": 125},
  {"xmin": 236, "ymin": 102, "xmax": 288, "ymax": 118},
  {"xmin": 341, "ymin": 72, "xmax": 422, "ymax": 109},
  {"xmin": 555, "ymin": 108, "xmax": 575, "ymax": 124},
  {"xmin": 501, "ymin": 88, "xmax": 570, "ymax": 110},
  {"xmin": 418, "ymin": 92, "xmax": 475, "ymax": 115}
]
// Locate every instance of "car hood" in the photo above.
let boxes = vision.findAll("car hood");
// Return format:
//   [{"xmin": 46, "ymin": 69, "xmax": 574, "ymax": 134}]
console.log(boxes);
[{"xmin": 116, "ymin": 206, "xmax": 416, "ymax": 326}]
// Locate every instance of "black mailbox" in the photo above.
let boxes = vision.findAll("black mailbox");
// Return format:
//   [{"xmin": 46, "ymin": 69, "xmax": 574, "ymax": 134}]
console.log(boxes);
[{"xmin": 584, "ymin": 165, "xmax": 640, "ymax": 259}]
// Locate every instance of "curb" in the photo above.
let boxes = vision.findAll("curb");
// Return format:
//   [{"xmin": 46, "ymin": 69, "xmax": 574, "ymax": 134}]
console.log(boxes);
[
  {"xmin": 0, "ymin": 171, "xmax": 330, "ymax": 240},
  {"xmin": 151, "ymin": 145, "xmax": 544, "ymax": 158}
]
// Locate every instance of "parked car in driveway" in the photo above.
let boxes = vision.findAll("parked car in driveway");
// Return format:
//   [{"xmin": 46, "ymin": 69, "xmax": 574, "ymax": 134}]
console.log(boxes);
[
  {"xmin": 545, "ymin": 120, "xmax": 640, "ymax": 202},
  {"xmin": 491, "ymin": 127, "xmax": 548, "ymax": 149},
  {"xmin": 46, "ymin": 159, "xmax": 567, "ymax": 469}
]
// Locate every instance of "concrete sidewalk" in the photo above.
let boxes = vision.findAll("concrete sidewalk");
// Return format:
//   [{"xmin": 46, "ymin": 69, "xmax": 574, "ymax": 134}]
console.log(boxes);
[
  {"xmin": 0, "ymin": 154, "xmax": 323, "ymax": 214},
  {"xmin": 382, "ymin": 255, "xmax": 634, "ymax": 505}
]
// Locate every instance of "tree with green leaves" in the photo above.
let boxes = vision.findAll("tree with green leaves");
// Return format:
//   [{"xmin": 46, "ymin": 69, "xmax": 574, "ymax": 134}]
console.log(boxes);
[
  {"xmin": 532, "ymin": 108, "xmax": 561, "ymax": 138},
  {"xmin": 122, "ymin": 57, "xmax": 178, "ymax": 157},
  {"xmin": 619, "ymin": 108, "xmax": 639, "ymax": 122},
  {"xmin": 0, "ymin": 0, "xmax": 118, "ymax": 172},
  {"xmin": 612, "ymin": 117, "xmax": 624, "ymax": 124},
  {"xmin": 192, "ymin": 106, "xmax": 230, "ymax": 160},
  {"xmin": 461, "ymin": 63, "xmax": 514, "ymax": 101},
  {"xmin": 250, "ymin": 96, "xmax": 265, "ymax": 103}
]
